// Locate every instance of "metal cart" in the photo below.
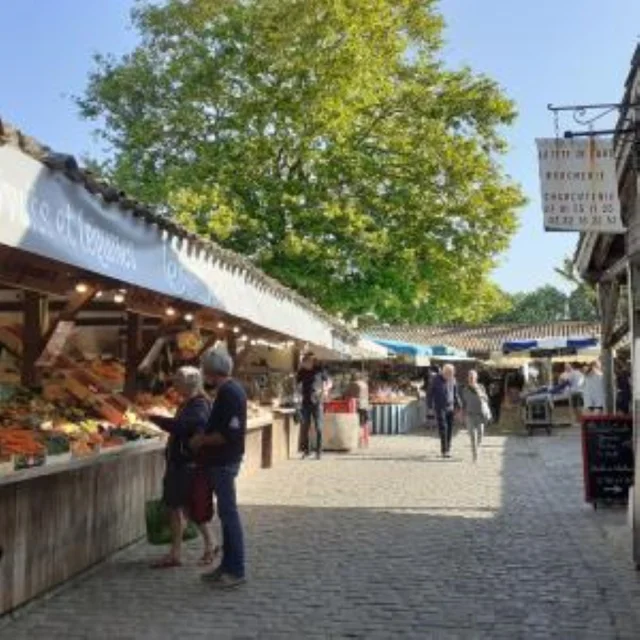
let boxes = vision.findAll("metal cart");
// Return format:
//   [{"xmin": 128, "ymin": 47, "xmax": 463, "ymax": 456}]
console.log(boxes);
[{"xmin": 522, "ymin": 393, "xmax": 553, "ymax": 436}]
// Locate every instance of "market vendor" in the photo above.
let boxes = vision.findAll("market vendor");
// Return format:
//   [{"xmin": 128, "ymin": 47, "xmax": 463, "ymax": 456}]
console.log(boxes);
[{"xmin": 145, "ymin": 366, "xmax": 217, "ymax": 569}]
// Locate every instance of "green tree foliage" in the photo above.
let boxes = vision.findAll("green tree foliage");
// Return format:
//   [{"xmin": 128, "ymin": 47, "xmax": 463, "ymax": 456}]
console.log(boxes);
[
  {"xmin": 491, "ymin": 286, "xmax": 568, "ymax": 324},
  {"xmin": 490, "ymin": 284, "xmax": 599, "ymax": 324},
  {"xmin": 78, "ymin": 0, "xmax": 525, "ymax": 322}
]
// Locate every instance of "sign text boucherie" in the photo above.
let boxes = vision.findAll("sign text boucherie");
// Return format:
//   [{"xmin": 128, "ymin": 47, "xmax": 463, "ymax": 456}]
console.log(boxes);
[{"xmin": 536, "ymin": 138, "xmax": 624, "ymax": 233}]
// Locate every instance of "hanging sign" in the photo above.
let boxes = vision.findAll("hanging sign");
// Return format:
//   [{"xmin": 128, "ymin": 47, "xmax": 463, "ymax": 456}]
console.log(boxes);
[
  {"xmin": 536, "ymin": 138, "xmax": 624, "ymax": 233},
  {"xmin": 176, "ymin": 330, "xmax": 203, "ymax": 361}
]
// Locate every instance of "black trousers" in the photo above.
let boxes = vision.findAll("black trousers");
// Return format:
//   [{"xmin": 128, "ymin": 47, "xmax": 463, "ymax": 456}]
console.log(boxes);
[{"xmin": 436, "ymin": 409, "xmax": 455, "ymax": 455}]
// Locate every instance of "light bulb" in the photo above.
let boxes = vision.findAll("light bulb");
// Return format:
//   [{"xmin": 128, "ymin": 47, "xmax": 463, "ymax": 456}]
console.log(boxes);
[
  {"xmin": 114, "ymin": 293, "xmax": 125, "ymax": 304},
  {"xmin": 75, "ymin": 283, "xmax": 89, "ymax": 294},
  {"xmin": 184, "ymin": 313, "xmax": 194, "ymax": 322}
]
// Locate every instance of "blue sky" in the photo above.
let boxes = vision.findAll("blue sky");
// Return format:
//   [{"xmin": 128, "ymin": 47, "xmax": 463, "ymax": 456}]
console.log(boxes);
[{"xmin": 1, "ymin": 0, "xmax": 639, "ymax": 294}]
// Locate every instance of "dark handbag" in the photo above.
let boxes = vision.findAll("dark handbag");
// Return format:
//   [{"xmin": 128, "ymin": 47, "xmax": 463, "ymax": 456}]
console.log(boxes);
[{"xmin": 187, "ymin": 468, "xmax": 214, "ymax": 524}]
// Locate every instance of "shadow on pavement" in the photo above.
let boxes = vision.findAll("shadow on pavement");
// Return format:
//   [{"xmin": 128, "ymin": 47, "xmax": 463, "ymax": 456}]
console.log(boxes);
[{"xmin": 3, "ymin": 435, "xmax": 640, "ymax": 640}]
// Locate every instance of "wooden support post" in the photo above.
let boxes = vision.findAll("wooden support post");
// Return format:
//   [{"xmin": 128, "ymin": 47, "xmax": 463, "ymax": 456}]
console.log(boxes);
[
  {"xmin": 21, "ymin": 292, "xmax": 47, "ymax": 388},
  {"xmin": 599, "ymin": 280, "xmax": 620, "ymax": 414},
  {"xmin": 38, "ymin": 286, "xmax": 98, "ymax": 361},
  {"xmin": 227, "ymin": 332, "xmax": 237, "ymax": 359},
  {"xmin": 292, "ymin": 345, "xmax": 301, "ymax": 373},
  {"xmin": 196, "ymin": 334, "xmax": 219, "ymax": 360},
  {"xmin": 629, "ymin": 258, "xmax": 640, "ymax": 569},
  {"xmin": 124, "ymin": 312, "xmax": 142, "ymax": 400}
]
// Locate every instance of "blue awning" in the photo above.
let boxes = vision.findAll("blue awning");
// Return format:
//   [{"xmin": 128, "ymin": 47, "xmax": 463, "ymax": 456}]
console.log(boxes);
[
  {"xmin": 502, "ymin": 336, "xmax": 599, "ymax": 354},
  {"xmin": 370, "ymin": 338, "xmax": 467, "ymax": 359}
]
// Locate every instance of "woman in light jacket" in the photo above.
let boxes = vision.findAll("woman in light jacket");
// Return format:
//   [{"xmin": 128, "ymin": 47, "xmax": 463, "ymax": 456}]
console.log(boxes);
[
  {"xmin": 460, "ymin": 370, "xmax": 490, "ymax": 463},
  {"xmin": 582, "ymin": 361, "xmax": 605, "ymax": 413}
]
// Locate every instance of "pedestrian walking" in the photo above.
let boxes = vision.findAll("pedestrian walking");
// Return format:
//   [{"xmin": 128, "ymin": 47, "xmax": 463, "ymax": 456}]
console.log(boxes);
[
  {"xmin": 297, "ymin": 352, "xmax": 331, "ymax": 460},
  {"xmin": 190, "ymin": 349, "xmax": 247, "ymax": 590},
  {"xmin": 460, "ymin": 370, "xmax": 491, "ymax": 463},
  {"xmin": 427, "ymin": 363, "xmax": 461, "ymax": 458}
]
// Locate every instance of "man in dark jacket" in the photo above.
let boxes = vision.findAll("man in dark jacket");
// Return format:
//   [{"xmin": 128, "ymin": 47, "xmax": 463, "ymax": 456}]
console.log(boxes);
[
  {"xmin": 297, "ymin": 352, "xmax": 331, "ymax": 459},
  {"xmin": 427, "ymin": 363, "xmax": 461, "ymax": 458},
  {"xmin": 191, "ymin": 348, "xmax": 247, "ymax": 590}
]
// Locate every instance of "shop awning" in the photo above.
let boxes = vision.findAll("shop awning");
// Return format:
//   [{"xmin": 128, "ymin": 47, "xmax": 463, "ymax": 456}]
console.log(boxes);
[
  {"xmin": 369, "ymin": 338, "xmax": 468, "ymax": 366},
  {"xmin": 502, "ymin": 336, "xmax": 599, "ymax": 355},
  {"xmin": 0, "ymin": 119, "xmax": 352, "ymax": 350}
]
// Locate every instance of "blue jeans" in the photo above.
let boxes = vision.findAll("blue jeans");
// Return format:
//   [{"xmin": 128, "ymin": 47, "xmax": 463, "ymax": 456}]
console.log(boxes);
[
  {"xmin": 301, "ymin": 403, "xmax": 323, "ymax": 453},
  {"xmin": 209, "ymin": 462, "xmax": 244, "ymax": 578}
]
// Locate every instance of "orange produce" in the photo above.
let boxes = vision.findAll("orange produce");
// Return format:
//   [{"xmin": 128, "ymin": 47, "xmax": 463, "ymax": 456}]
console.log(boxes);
[{"xmin": 0, "ymin": 428, "xmax": 45, "ymax": 456}]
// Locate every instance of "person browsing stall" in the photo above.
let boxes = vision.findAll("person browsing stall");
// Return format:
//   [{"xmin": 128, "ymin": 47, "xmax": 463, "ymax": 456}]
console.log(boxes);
[
  {"xmin": 190, "ymin": 348, "xmax": 247, "ymax": 590},
  {"xmin": 297, "ymin": 352, "xmax": 331, "ymax": 460},
  {"xmin": 146, "ymin": 367, "xmax": 217, "ymax": 568}
]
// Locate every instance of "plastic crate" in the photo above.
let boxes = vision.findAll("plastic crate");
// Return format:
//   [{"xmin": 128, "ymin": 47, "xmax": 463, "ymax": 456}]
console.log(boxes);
[{"xmin": 324, "ymin": 399, "xmax": 358, "ymax": 414}]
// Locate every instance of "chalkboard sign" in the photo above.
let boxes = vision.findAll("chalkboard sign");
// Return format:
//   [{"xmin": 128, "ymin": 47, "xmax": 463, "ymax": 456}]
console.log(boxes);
[{"xmin": 581, "ymin": 416, "xmax": 634, "ymax": 506}]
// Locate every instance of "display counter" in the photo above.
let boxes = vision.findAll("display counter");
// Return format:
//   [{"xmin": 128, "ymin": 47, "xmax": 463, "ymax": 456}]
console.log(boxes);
[
  {"xmin": 0, "ymin": 440, "xmax": 165, "ymax": 615},
  {"xmin": 0, "ymin": 412, "xmax": 278, "ymax": 616},
  {"xmin": 370, "ymin": 398, "xmax": 426, "ymax": 435},
  {"xmin": 272, "ymin": 408, "xmax": 299, "ymax": 463}
]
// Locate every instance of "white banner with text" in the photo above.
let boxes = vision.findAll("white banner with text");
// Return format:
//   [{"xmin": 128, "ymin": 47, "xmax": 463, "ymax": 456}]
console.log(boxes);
[{"xmin": 536, "ymin": 138, "xmax": 624, "ymax": 233}]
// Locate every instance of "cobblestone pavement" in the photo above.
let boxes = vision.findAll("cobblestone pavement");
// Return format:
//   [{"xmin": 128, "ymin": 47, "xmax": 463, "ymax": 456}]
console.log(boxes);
[{"xmin": 4, "ymin": 428, "xmax": 640, "ymax": 639}]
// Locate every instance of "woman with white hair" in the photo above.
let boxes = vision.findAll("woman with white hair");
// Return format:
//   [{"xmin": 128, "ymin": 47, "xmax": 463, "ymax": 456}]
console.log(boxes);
[
  {"xmin": 460, "ymin": 369, "xmax": 491, "ymax": 463},
  {"xmin": 146, "ymin": 366, "xmax": 217, "ymax": 568}
]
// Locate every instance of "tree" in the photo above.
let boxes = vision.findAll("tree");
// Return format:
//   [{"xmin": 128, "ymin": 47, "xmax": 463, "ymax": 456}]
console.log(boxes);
[
  {"xmin": 490, "ymin": 286, "xmax": 568, "ymax": 324},
  {"xmin": 78, "ymin": 0, "xmax": 525, "ymax": 323},
  {"xmin": 554, "ymin": 255, "xmax": 599, "ymax": 321}
]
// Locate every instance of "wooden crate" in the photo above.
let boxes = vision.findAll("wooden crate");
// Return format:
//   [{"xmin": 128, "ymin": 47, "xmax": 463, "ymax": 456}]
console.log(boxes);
[{"xmin": 0, "ymin": 326, "xmax": 23, "ymax": 357}]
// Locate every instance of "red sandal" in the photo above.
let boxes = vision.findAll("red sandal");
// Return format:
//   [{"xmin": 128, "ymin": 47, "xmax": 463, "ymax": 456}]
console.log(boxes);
[{"xmin": 150, "ymin": 556, "xmax": 182, "ymax": 569}]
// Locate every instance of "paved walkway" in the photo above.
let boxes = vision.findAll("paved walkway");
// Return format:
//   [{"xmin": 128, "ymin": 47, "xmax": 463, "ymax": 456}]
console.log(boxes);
[{"xmin": 3, "ymin": 428, "xmax": 640, "ymax": 639}]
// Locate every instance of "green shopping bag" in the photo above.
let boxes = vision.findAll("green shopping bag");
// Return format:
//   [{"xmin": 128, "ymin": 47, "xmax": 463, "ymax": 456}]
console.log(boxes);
[{"xmin": 145, "ymin": 499, "xmax": 199, "ymax": 545}]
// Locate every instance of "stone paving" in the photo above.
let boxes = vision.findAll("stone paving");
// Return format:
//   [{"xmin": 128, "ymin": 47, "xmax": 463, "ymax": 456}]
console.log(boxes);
[{"xmin": 3, "ymin": 427, "xmax": 640, "ymax": 639}]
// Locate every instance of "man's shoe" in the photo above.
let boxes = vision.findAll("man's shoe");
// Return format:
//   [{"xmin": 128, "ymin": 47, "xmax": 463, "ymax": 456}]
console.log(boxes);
[
  {"xmin": 207, "ymin": 572, "xmax": 246, "ymax": 590},
  {"xmin": 201, "ymin": 566, "xmax": 224, "ymax": 582}
]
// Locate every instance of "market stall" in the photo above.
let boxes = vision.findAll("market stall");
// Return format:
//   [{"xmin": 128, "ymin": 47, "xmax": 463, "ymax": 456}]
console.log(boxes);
[
  {"xmin": 502, "ymin": 336, "xmax": 600, "ymax": 434},
  {"xmin": 0, "ymin": 118, "xmax": 356, "ymax": 615},
  {"xmin": 368, "ymin": 339, "xmax": 474, "ymax": 434}
]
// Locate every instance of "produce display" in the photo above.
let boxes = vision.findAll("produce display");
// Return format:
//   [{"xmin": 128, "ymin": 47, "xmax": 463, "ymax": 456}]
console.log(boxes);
[
  {"xmin": 0, "ymin": 383, "xmax": 171, "ymax": 474},
  {"xmin": 0, "ymin": 346, "xmax": 274, "ymax": 477}
]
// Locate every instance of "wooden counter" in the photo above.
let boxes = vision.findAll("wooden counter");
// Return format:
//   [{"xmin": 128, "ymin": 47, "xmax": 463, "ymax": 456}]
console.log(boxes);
[
  {"xmin": 0, "ymin": 413, "xmax": 281, "ymax": 616},
  {"xmin": 0, "ymin": 441, "xmax": 165, "ymax": 615}
]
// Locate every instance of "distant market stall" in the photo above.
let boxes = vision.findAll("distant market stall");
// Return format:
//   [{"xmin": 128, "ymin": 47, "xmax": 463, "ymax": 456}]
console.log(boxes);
[
  {"xmin": 502, "ymin": 336, "xmax": 600, "ymax": 435},
  {"xmin": 0, "ymin": 118, "xmax": 356, "ymax": 616}
]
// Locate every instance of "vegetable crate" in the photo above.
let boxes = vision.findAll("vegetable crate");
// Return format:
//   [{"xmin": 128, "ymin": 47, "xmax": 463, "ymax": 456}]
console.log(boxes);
[
  {"xmin": 0, "ymin": 325, "xmax": 23, "ymax": 357},
  {"xmin": 64, "ymin": 376, "xmax": 126, "ymax": 426}
]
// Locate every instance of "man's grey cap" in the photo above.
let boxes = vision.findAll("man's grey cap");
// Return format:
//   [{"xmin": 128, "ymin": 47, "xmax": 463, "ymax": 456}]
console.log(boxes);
[{"xmin": 202, "ymin": 348, "xmax": 234, "ymax": 376}]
